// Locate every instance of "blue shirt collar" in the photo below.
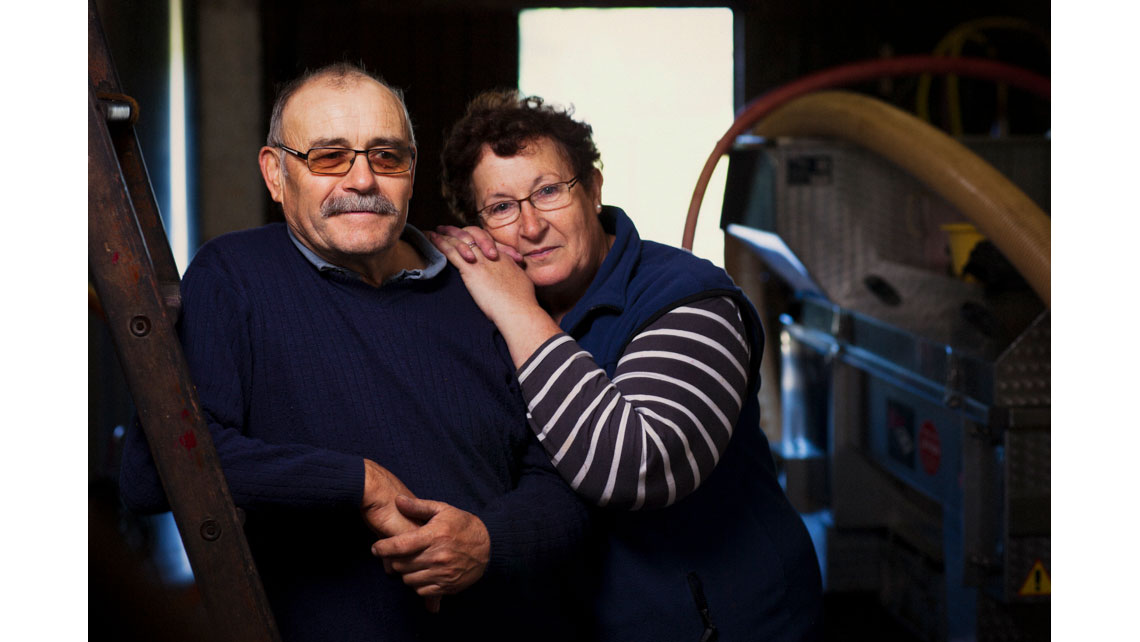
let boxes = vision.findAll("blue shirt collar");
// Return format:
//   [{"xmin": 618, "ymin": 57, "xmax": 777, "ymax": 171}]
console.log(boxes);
[{"xmin": 287, "ymin": 223, "xmax": 446, "ymax": 284}]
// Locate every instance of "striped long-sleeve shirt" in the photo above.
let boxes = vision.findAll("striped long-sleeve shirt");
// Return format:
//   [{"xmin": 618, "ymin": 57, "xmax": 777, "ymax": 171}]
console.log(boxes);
[{"xmin": 517, "ymin": 295, "xmax": 751, "ymax": 510}]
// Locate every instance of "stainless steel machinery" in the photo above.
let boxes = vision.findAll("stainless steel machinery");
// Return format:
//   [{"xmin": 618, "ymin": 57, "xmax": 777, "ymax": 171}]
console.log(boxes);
[{"xmin": 720, "ymin": 135, "xmax": 1050, "ymax": 641}]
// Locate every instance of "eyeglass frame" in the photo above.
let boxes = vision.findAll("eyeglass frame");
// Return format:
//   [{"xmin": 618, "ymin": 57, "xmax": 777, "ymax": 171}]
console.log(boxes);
[
  {"xmin": 475, "ymin": 175, "xmax": 582, "ymax": 228},
  {"xmin": 276, "ymin": 144, "xmax": 417, "ymax": 176}
]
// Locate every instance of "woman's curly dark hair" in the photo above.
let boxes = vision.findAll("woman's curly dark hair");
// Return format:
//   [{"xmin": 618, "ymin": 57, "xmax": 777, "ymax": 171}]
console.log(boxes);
[{"xmin": 441, "ymin": 90, "xmax": 601, "ymax": 224}]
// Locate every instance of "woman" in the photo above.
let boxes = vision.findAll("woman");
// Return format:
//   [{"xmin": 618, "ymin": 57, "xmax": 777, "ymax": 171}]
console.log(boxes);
[{"xmin": 429, "ymin": 91, "xmax": 822, "ymax": 641}]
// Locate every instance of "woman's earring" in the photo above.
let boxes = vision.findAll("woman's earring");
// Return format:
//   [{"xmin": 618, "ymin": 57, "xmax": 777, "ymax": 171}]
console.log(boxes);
[{"xmin": 596, "ymin": 204, "xmax": 602, "ymax": 212}]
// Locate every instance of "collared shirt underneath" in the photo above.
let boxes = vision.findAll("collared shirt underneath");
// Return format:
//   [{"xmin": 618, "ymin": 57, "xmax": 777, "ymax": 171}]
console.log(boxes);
[{"xmin": 287, "ymin": 224, "xmax": 446, "ymax": 284}]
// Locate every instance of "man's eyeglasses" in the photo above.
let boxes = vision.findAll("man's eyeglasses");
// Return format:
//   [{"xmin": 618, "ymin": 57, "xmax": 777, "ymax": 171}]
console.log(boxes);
[
  {"xmin": 278, "ymin": 145, "xmax": 415, "ymax": 176},
  {"xmin": 476, "ymin": 176, "xmax": 581, "ymax": 228}
]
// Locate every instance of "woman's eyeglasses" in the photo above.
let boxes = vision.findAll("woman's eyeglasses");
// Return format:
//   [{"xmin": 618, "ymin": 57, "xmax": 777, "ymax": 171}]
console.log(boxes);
[{"xmin": 476, "ymin": 176, "xmax": 581, "ymax": 228}]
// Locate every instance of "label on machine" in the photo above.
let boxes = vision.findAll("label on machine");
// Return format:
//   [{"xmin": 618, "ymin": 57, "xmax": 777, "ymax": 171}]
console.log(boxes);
[
  {"xmin": 1017, "ymin": 560, "xmax": 1051, "ymax": 596},
  {"xmin": 886, "ymin": 400, "xmax": 915, "ymax": 469},
  {"xmin": 786, "ymin": 155, "xmax": 833, "ymax": 186},
  {"xmin": 918, "ymin": 420, "xmax": 941, "ymax": 475}
]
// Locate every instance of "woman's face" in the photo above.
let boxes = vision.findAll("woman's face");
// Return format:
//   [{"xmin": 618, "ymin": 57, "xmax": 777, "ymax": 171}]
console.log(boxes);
[{"xmin": 472, "ymin": 137, "xmax": 608, "ymax": 310}]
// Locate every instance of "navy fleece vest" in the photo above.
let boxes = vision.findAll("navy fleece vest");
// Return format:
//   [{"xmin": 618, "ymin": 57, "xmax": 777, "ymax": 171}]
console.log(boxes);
[{"xmin": 562, "ymin": 208, "xmax": 822, "ymax": 642}]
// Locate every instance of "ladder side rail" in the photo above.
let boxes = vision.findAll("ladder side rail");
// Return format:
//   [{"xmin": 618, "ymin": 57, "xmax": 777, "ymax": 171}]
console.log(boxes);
[
  {"xmin": 88, "ymin": 0, "xmax": 182, "ymax": 303},
  {"xmin": 88, "ymin": 84, "xmax": 281, "ymax": 642}
]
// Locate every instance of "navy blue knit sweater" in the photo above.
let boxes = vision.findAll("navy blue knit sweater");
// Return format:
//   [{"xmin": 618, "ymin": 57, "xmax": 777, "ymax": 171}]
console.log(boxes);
[{"xmin": 119, "ymin": 223, "xmax": 593, "ymax": 641}]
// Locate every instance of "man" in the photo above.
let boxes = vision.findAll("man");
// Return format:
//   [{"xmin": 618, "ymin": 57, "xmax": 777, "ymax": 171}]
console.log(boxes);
[{"xmin": 119, "ymin": 63, "xmax": 592, "ymax": 641}]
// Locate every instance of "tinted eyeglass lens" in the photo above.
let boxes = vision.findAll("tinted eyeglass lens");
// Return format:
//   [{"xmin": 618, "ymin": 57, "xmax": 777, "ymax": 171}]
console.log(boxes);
[
  {"xmin": 307, "ymin": 148, "xmax": 354, "ymax": 174},
  {"xmin": 367, "ymin": 148, "xmax": 411, "ymax": 173},
  {"xmin": 304, "ymin": 147, "xmax": 412, "ymax": 174}
]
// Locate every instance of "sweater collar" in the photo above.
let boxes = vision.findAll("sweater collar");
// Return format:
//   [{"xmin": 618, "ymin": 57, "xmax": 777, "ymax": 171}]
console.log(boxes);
[{"xmin": 559, "ymin": 205, "xmax": 640, "ymax": 333}]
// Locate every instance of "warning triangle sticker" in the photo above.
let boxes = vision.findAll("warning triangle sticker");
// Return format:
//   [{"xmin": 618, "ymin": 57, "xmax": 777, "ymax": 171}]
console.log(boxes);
[{"xmin": 1017, "ymin": 560, "xmax": 1051, "ymax": 596}]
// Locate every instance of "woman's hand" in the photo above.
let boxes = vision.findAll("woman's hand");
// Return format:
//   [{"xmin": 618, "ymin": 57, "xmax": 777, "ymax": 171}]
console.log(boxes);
[
  {"xmin": 428, "ymin": 226, "xmax": 537, "ymax": 323},
  {"xmin": 428, "ymin": 225, "xmax": 563, "ymax": 368},
  {"xmin": 431, "ymin": 225, "xmax": 523, "ymax": 264}
]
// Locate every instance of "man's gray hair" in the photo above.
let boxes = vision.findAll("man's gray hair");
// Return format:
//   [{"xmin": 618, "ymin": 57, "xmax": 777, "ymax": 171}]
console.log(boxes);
[{"xmin": 265, "ymin": 62, "xmax": 416, "ymax": 149}]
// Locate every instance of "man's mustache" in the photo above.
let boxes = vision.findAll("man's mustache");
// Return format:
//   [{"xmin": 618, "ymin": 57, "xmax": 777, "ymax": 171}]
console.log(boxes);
[{"xmin": 321, "ymin": 193, "xmax": 399, "ymax": 218}]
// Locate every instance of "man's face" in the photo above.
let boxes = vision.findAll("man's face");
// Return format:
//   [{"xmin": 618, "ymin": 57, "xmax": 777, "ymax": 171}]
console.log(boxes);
[{"xmin": 260, "ymin": 78, "xmax": 415, "ymax": 266}]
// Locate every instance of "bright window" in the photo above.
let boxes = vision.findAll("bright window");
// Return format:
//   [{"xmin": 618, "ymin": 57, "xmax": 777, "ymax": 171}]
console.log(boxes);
[
  {"xmin": 519, "ymin": 7, "xmax": 734, "ymax": 265},
  {"xmin": 168, "ymin": 0, "xmax": 192, "ymax": 273}
]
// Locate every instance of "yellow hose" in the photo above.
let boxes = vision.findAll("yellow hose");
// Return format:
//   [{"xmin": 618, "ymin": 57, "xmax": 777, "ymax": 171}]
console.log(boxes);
[
  {"xmin": 752, "ymin": 90, "xmax": 1050, "ymax": 306},
  {"xmin": 916, "ymin": 16, "xmax": 1050, "ymax": 133}
]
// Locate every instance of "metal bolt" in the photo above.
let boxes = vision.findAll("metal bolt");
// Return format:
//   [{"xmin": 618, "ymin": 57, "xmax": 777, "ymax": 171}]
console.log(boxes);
[
  {"xmin": 200, "ymin": 519, "xmax": 221, "ymax": 541},
  {"xmin": 102, "ymin": 100, "xmax": 134, "ymax": 122},
  {"xmin": 129, "ymin": 315, "xmax": 151, "ymax": 337}
]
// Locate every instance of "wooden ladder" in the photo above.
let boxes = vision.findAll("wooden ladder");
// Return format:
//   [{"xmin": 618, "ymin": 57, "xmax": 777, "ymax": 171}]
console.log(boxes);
[{"xmin": 88, "ymin": 2, "xmax": 280, "ymax": 639}]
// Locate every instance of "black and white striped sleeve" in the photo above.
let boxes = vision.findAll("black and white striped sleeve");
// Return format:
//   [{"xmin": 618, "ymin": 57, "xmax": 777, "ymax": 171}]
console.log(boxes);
[{"xmin": 516, "ymin": 296, "xmax": 752, "ymax": 510}]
